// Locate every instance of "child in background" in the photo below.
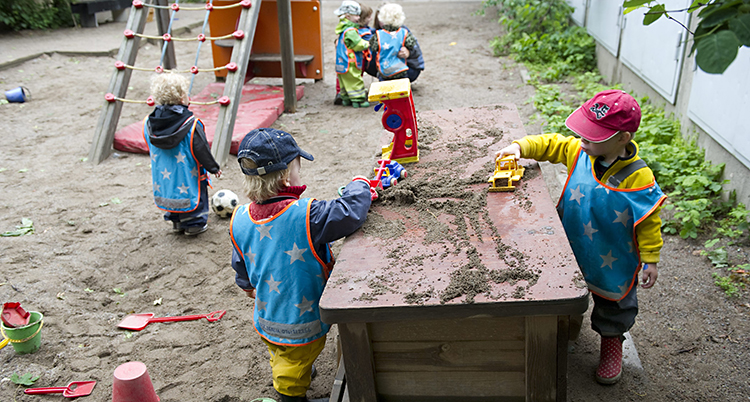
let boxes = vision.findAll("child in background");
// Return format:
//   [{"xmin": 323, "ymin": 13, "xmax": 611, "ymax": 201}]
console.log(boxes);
[
  {"xmin": 143, "ymin": 72, "xmax": 221, "ymax": 235},
  {"xmin": 334, "ymin": 2, "xmax": 374, "ymax": 105},
  {"xmin": 368, "ymin": 3, "xmax": 419, "ymax": 81},
  {"xmin": 229, "ymin": 128, "xmax": 372, "ymax": 402},
  {"xmin": 367, "ymin": 3, "xmax": 424, "ymax": 82},
  {"xmin": 495, "ymin": 90, "xmax": 666, "ymax": 385},
  {"xmin": 334, "ymin": 0, "xmax": 372, "ymax": 108}
]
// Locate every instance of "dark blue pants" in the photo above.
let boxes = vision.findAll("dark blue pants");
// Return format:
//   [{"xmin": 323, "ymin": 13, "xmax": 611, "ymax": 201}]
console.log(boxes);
[
  {"xmin": 164, "ymin": 180, "xmax": 209, "ymax": 228},
  {"xmin": 406, "ymin": 68, "xmax": 421, "ymax": 83},
  {"xmin": 590, "ymin": 284, "xmax": 638, "ymax": 339}
]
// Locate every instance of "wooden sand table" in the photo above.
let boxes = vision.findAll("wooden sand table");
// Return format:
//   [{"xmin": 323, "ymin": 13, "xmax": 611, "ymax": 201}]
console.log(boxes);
[{"xmin": 320, "ymin": 105, "xmax": 588, "ymax": 402}]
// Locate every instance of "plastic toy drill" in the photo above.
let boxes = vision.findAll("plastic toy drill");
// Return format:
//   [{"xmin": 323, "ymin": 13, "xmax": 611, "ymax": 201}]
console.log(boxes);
[
  {"xmin": 488, "ymin": 155, "xmax": 525, "ymax": 192},
  {"xmin": 368, "ymin": 78, "xmax": 419, "ymax": 164}
]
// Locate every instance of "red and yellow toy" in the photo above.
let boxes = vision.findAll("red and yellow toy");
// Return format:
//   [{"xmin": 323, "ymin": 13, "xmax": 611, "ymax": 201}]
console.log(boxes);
[{"xmin": 368, "ymin": 78, "xmax": 419, "ymax": 164}]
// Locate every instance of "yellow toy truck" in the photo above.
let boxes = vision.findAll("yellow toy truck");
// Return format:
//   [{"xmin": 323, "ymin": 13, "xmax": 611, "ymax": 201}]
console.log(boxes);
[{"xmin": 488, "ymin": 155, "xmax": 525, "ymax": 192}]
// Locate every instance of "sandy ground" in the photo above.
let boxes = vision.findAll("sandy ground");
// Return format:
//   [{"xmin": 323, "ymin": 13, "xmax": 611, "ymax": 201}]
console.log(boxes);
[{"xmin": 1, "ymin": 1, "xmax": 749, "ymax": 401}]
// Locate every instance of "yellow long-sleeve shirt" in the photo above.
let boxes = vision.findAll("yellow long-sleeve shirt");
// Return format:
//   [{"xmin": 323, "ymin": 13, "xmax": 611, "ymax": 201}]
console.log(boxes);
[{"xmin": 514, "ymin": 134, "xmax": 664, "ymax": 263}]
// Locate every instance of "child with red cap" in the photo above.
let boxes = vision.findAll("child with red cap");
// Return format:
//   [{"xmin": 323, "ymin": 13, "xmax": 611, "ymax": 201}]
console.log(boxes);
[{"xmin": 496, "ymin": 89, "xmax": 666, "ymax": 385}]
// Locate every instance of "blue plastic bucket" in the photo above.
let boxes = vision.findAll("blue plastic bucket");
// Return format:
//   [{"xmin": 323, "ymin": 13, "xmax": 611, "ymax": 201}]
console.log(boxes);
[{"xmin": 5, "ymin": 86, "xmax": 30, "ymax": 103}]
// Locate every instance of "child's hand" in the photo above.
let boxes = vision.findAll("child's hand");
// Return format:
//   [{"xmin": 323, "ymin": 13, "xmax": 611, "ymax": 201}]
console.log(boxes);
[
  {"xmin": 641, "ymin": 263, "xmax": 658, "ymax": 288},
  {"xmin": 398, "ymin": 46, "xmax": 410, "ymax": 59},
  {"xmin": 495, "ymin": 143, "xmax": 521, "ymax": 161},
  {"xmin": 214, "ymin": 170, "xmax": 222, "ymax": 179},
  {"xmin": 245, "ymin": 288, "xmax": 256, "ymax": 298}
]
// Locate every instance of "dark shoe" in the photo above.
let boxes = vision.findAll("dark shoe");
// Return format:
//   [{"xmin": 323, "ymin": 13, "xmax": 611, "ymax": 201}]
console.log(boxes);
[
  {"xmin": 184, "ymin": 224, "xmax": 208, "ymax": 236},
  {"xmin": 333, "ymin": 93, "xmax": 342, "ymax": 105},
  {"xmin": 277, "ymin": 393, "xmax": 306, "ymax": 402},
  {"xmin": 341, "ymin": 98, "xmax": 351, "ymax": 106},
  {"xmin": 172, "ymin": 221, "xmax": 183, "ymax": 233},
  {"xmin": 277, "ymin": 394, "xmax": 327, "ymax": 402}
]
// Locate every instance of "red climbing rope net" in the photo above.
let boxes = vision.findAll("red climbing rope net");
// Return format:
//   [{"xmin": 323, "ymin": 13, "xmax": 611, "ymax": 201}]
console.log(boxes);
[{"xmin": 105, "ymin": 0, "xmax": 251, "ymax": 106}]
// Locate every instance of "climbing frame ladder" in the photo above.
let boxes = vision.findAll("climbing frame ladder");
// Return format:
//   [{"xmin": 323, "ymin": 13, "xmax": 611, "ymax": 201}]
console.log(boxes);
[{"xmin": 88, "ymin": 0, "xmax": 261, "ymax": 165}]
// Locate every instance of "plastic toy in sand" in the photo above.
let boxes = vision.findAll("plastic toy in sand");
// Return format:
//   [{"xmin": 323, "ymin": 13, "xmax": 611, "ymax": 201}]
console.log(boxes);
[
  {"xmin": 488, "ymin": 155, "xmax": 525, "ymax": 192},
  {"xmin": 339, "ymin": 159, "xmax": 408, "ymax": 201},
  {"xmin": 369, "ymin": 78, "xmax": 419, "ymax": 164}
]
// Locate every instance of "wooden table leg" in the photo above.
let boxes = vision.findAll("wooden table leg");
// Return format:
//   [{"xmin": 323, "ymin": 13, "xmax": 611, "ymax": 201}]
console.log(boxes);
[
  {"xmin": 338, "ymin": 323, "xmax": 378, "ymax": 402},
  {"xmin": 526, "ymin": 316, "xmax": 558, "ymax": 402},
  {"xmin": 556, "ymin": 316, "xmax": 570, "ymax": 402}
]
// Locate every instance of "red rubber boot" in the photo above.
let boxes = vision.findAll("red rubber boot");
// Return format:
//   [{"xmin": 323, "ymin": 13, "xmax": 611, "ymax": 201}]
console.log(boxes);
[{"xmin": 596, "ymin": 336, "xmax": 623, "ymax": 384}]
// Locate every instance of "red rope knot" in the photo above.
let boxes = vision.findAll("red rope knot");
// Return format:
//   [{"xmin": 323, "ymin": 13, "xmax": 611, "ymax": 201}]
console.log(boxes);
[
  {"xmin": 147, "ymin": 96, "xmax": 155, "ymax": 106},
  {"xmin": 205, "ymin": 3, "xmax": 213, "ymax": 11},
  {"xmin": 132, "ymin": 0, "xmax": 143, "ymax": 8},
  {"xmin": 155, "ymin": 65, "xmax": 164, "ymax": 73},
  {"xmin": 226, "ymin": 62, "xmax": 238, "ymax": 72},
  {"xmin": 233, "ymin": 30, "xmax": 245, "ymax": 40},
  {"xmin": 240, "ymin": 0, "xmax": 252, "ymax": 8},
  {"xmin": 162, "ymin": 33, "xmax": 172, "ymax": 42},
  {"xmin": 218, "ymin": 96, "xmax": 231, "ymax": 106},
  {"xmin": 170, "ymin": 2, "xmax": 179, "ymax": 11},
  {"xmin": 114, "ymin": 61, "xmax": 126, "ymax": 70},
  {"xmin": 190, "ymin": 66, "xmax": 199, "ymax": 75},
  {"xmin": 197, "ymin": 33, "xmax": 206, "ymax": 42},
  {"xmin": 123, "ymin": 29, "xmax": 135, "ymax": 38},
  {"xmin": 105, "ymin": 93, "xmax": 116, "ymax": 102}
]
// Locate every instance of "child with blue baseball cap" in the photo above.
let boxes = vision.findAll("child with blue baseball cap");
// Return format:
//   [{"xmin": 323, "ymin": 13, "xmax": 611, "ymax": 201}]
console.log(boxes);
[{"xmin": 229, "ymin": 128, "xmax": 371, "ymax": 402}]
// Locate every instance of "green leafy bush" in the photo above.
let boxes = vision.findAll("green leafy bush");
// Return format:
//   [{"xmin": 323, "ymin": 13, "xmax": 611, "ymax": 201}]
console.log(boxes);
[{"xmin": 0, "ymin": 0, "xmax": 74, "ymax": 31}]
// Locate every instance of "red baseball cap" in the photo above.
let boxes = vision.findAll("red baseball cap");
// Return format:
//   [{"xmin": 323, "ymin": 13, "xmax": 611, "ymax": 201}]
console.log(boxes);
[{"xmin": 565, "ymin": 90, "xmax": 641, "ymax": 143}]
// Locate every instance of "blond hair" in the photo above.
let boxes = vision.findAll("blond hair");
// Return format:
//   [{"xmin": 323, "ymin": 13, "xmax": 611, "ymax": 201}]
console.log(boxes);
[
  {"xmin": 150, "ymin": 72, "xmax": 190, "ymax": 105},
  {"xmin": 239, "ymin": 158, "xmax": 290, "ymax": 203},
  {"xmin": 377, "ymin": 3, "xmax": 405, "ymax": 29}
]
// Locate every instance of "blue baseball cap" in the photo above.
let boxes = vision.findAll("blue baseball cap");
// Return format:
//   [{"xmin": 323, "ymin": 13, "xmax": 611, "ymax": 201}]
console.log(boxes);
[{"xmin": 236, "ymin": 128, "xmax": 314, "ymax": 176}]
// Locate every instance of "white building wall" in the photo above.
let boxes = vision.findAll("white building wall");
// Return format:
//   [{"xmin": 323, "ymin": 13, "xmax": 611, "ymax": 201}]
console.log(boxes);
[{"xmin": 568, "ymin": 0, "xmax": 750, "ymax": 207}]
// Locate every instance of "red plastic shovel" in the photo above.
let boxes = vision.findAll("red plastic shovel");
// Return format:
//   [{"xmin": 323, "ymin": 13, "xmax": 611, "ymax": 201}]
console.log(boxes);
[
  {"xmin": 25, "ymin": 380, "xmax": 96, "ymax": 398},
  {"xmin": 117, "ymin": 310, "xmax": 226, "ymax": 331}
]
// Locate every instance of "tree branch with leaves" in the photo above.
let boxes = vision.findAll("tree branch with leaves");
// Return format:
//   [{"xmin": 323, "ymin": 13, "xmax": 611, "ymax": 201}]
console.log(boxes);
[{"xmin": 623, "ymin": 0, "xmax": 750, "ymax": 74}]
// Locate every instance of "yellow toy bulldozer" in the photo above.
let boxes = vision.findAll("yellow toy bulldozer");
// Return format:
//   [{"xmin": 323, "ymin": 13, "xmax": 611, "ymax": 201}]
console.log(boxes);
[{"xmin": 488, "ymin": 155, "xmax": 525, "ymax": 192}]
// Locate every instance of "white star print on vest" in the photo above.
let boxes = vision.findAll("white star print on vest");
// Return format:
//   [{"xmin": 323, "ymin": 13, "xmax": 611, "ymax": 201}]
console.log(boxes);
[
  {"xmin": 144, "ymin": 117, "xmax": 204, "ymax": 212},
  {"xmin": 376, "ymin": 28, "xmax": 408, "ymax": 78},
  {"xmin": 230, "ymin": 200, "xmax": 333, "ymax": 346},
  {"xmin": 557, "ymin": 149, "xmax": 665, "ymax": 301}
]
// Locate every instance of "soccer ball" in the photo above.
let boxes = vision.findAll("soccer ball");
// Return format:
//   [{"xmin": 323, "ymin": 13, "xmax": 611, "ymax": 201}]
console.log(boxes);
[{"xmin": 211, "ymin": 189, "xmax": 239, "ymax": 218}]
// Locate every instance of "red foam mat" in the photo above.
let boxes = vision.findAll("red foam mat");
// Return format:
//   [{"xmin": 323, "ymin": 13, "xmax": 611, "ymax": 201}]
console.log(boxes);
[{"xmin": 113, "ymin": 83, "xmax": 304, "ymax": 155}]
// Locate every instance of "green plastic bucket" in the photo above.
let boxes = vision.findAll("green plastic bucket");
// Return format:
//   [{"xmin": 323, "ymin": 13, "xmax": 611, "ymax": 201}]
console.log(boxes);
[{"xmin": 0, "ymin": 311, "xmax": 43, "ymax": 354}]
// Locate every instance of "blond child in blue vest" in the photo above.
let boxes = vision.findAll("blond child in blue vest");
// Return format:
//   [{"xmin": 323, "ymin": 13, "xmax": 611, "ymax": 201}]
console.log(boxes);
[
  {"xmin": 496, "ymin": 90, "xmax": 666, "ymax": 385},
  {"xmin": 230, "ymin": 128, "xmax": 371, "ymax": 402},
  {"xmin": 143, "ymin": 72, "xmax": 221, "ymax": 235}
]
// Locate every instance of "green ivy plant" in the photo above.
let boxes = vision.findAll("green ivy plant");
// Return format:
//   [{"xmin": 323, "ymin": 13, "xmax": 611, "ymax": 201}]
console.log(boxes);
[
  {"xmin": 484, "ymin": 0, "xmax": 596, "ymax": 82},
  {"xmin": 623, "ymin": 0, "xmax": 750, "ymax": 74}
]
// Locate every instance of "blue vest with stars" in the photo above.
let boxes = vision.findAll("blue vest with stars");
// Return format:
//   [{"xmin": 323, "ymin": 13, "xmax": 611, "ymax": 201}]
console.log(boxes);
[
  {"xmin": 376, "ymin": 28, "xmax": 408, "ymax": 78},
  {"xmin": 335, "ymin": 27, "xmax": 364, "ymax": 74},
  {"xmin": 144, "ymin": 117, "xmax": 204, "ymax": 213},
  {"xmin": 557, "ymin": 150, "xmax": 665, "ymax": 301},
  {"xmin": 230, "ymin": 199, "xmax": 333, "ymax": 346}
]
